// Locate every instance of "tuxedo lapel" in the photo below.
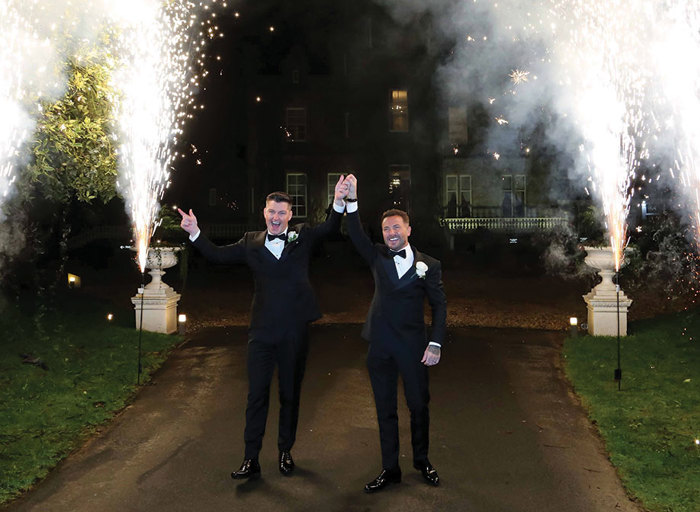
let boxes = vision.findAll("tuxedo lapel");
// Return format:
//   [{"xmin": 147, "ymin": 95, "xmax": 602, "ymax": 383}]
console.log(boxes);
[
  {"xmin": 394, "ymin": 246, "xmax": 424, "ymax": 290},
  {"xmin": 250, "ymin": 231, "xmax": 278, "ymax": 263},
  {"xmin": 378, "ymin": 246, "xmax": 401, "ymax": 285},
  {"xmin": 279, "ymin": 224, "xmax": 303, "ymax": 261}
]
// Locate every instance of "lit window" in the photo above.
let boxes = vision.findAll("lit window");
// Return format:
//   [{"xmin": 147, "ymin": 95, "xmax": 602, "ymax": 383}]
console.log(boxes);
[
  {"xmin": 389, "ymin": 90, "xmax": 409, "ymax": 132},
  {"xmin": 285, "ymin": 107, "xmax": 307, "ymax": 141},
  {"xmin": 388, "ymin": 165, "xmax": 411, "ymax": 212},
  {"xmin": 286, "ymin": 173, "xmax": 307, "ymax": 217}
]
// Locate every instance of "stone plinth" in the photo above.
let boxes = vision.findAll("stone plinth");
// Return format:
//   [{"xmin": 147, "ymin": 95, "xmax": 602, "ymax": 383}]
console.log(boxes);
[
  {"xmin": 583, "ymin": 280, "xmax": 632, "ymax": 336},
  {"xmin": 582, "ymin": 246, "xmax": 633, "ymax": 336},
  {"xmin": 132, "ymin": 284, "xmax": 181, "ymax": 334}
]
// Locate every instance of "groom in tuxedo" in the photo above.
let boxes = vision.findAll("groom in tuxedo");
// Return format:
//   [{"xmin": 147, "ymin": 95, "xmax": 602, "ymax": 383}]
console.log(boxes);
[
  {"xmin": 343, "ymin": 174, "xmax": 446, "ymax": 493},
  {"xmin": 178, "ymin": 176, "xmax": 348, "ymax": 480}
]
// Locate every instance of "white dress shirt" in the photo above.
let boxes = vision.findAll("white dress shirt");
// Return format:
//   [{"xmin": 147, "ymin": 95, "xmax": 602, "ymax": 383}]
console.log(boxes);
[{"xmin": 265, "ymin": 230, "xmax": 287, "ymax": 259}]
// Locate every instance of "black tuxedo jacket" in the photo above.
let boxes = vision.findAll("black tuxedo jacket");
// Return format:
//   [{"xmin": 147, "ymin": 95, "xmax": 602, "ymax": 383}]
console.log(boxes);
[
  {"xmin": 346, "ymin": 211, "xmax": 447, "ymax": 348},
  {"xmin": 192, "ymin": 209, "xmax": 342, "ymax": 336}
]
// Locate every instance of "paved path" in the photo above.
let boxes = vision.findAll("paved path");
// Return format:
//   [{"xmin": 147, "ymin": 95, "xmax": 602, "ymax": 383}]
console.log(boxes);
[{"xmin": 5, "ymin": 325, "xmax": 640, "ymax": 512}]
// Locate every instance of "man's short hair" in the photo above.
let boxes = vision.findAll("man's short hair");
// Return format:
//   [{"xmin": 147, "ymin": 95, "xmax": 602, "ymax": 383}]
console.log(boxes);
[
  {"xmin": 266, "ymin": 191, "xmax": 292, "ymax": 205},
  {"xmin": 381, "ymin": 209, "xmax": 410, "ymax": 225}
]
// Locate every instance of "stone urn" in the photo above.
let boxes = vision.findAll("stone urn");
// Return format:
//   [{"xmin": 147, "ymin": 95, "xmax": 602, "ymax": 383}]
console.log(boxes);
[
  {"xmin": 144, "ymin": 246, "xmax": 182, "ymax": 291},
  {"xmin": 131, "ymin": 245, "xmax": 183, "ymax": 334},
  {"xmin": 582, "ymin": 246, "xmax": 632, "ymax": 336}
]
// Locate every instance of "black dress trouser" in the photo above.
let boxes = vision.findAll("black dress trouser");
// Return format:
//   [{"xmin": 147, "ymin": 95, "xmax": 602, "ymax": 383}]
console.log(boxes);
[
  {"xmin": 367, "ymin": 341, "xmax": 430, "ymax": 470},
  {"xmin": 243, "ymin": 325, "xmax": 309, "ymax": 460}
]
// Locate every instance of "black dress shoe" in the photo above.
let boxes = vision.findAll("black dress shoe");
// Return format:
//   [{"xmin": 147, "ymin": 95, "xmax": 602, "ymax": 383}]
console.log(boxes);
[
  {"xmin": 413, "ymin": 461, "xmax": 440, "ymax": 486},
  {"xmin": 363, "ymin": 468, "xmax": 401, "ymax": 493},
  {"xmin": 279, "ymin": 451, "xmax": 295, "ymax": 476},
  {"xmin": 231, "ymin": 458, "xmax": 261, "ymax": 480}
]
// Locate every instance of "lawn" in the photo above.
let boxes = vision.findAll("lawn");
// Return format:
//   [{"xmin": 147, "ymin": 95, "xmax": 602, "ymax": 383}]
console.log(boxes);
[
  {"xmin": 0, "ymin": 293, "xmax": 182, "ymax": 505},
  {"xmin": 564, "ymin": 309, "xmax": 700, "ymax": 512}
]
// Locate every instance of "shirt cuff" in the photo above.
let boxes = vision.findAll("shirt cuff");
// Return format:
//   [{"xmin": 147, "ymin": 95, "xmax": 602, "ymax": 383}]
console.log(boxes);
[
  {"xmin": 428, "ymin": 341, "xmax": 441, "ymax": 348},
  {"xmin": 332, "ymin": 202, "xmax": 345, "ymax": 214},
  {"xmin": 189, "ymin": 230, "xmax": 201, "ymax": 242},
  {"xmin": 346, "ymin": 201, "xmax": 358, "ymax": 213}
]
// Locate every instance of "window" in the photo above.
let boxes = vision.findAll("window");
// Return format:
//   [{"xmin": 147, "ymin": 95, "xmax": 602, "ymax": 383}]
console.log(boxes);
[
  {"xmin": 445, "ymin": 175, "xmax": 471, "ymax": 217},
  {"xmin": 389, "ymin": 90, "xmax": 409, "ymax": 132},
  {"xmin": 389, "ymin": 165, "xmax": 411, "ymax": 212},
  {"xmin": 285, "ymin": 107, "xmax": 307, "ymax": 141},
  {"xmin": 501, "ymin": 175, "xmax": 526, "ymax": 217},
  {"xmin": 327, "ymin": 172, "xmax": 343, "ymax": 205},
  {"xmin": 448, "ymin": 106, "xmax": 468, "ymax": 145},
  {"xmin": 286, "ymin": 173, "xmax": 307, "ymax": 217}
]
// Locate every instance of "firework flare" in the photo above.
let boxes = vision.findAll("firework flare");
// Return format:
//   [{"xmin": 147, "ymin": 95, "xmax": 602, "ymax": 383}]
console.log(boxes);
[
  {"xmin": 0, "ymin": 1, "xmax": 55, "ymax": 207},
  {"xmin": 109, "ymin": 0, "xmax": 222, "ymax": 272}
]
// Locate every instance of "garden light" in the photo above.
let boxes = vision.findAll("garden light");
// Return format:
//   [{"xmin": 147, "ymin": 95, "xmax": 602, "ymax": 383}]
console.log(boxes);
[
  {"xmin": 178, "ymin": 313, "xmax": 187, "ymax": 335},
  {"xmin": 67, "ymin": 273, "xmax": 81, "ymax": 288},
  {"xmin": 569, "ymin": 317, "xmax": 578, "ymax": 337}
]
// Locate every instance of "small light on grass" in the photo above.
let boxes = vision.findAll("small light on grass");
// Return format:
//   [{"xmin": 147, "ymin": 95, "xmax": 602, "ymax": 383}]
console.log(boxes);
[
  {"xmin": 569, "ymin": 317, "xmax": 578, "ymax": 337},
  {"xmin": 107, "ymin": 313, "xmax": 114, "ymax": 321},
  {"xmin": 255, "ymin": 96, "xmax": 261, "ymax": 102},
  {"xmin": 178, "ymin": 314, "xmax": 187, "ymax": 335},
  {"xmin": 695, "ymin": 438, "xmax": 699, "ymax": 446}
]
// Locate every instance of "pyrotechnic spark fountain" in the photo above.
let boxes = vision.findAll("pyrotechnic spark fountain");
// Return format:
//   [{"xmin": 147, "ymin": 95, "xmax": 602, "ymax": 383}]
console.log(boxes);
[
  {"xmin": 552, "ymin": 0, "xmax": 652, "ymax": 271},
  {"xmin": 109, "ymin": 0, "xmax": 222, "ymax": 272},
  {"xmin": 652, "ymin": 1, "xmax": 700, "ymax": 249},
  {"xmin": 0, "ymin": 1, "xmax": 50, "ymax": 204}
]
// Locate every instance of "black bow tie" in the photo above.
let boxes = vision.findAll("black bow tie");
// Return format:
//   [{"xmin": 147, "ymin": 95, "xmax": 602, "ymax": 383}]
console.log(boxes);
[
  {"xmin": 267, "ymin": 233, "xmax": 287, "ymax": 242},
  {"xmin": 389, "ymin": 249, "xmax": 406, "ymax": 259}
]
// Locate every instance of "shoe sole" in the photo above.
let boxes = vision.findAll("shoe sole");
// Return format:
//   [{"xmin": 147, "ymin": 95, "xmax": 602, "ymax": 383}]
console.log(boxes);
[
  {"xmin": 231, "ymin": 472, "xmax": 261, "ymax": 480},
  {"xmin": 363, "ymin": 478, "xmax": 401, "ymax": 493}
]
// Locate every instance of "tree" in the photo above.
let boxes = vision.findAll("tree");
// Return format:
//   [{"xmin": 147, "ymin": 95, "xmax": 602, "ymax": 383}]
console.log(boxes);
[{"xmin": 2, "ymin": 45, "xmax": 119, "ymax": 303}]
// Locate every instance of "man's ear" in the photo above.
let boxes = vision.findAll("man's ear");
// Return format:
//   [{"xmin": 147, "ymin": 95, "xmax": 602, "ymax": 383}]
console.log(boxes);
[{"xmin": 407, "ymin": 225, "xmax": 412, "ymax": 237}]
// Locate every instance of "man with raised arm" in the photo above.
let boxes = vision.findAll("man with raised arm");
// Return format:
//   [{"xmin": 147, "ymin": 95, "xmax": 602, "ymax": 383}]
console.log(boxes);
[
  {"xmin": 178, "ymin": 176, "xmax": 348, "ymax": 480},
  {"xmin": 343, "ymin": 174, "xmax": 447, "ymax": 493}
]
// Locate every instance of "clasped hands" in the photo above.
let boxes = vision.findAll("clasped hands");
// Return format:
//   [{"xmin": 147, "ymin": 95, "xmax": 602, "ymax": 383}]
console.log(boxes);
[{"xmin": 333, "ymin": 174, "xmax": 357, "ymax": 205}]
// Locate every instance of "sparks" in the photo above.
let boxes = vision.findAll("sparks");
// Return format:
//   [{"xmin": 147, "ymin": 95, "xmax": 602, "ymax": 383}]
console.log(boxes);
[{"xmin": 509, "ymin": 69, "xmax": 530, "ymax": 84}]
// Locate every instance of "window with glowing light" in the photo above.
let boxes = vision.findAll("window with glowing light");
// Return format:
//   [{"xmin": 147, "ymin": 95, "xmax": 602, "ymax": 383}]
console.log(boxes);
[
  {"xmin": 286, "ymin": 173, "xmax": 307, "ymax": 217},
  {"xmin": 285, "ymin": 107, "xmax": 307, "ymax": 141},
  {"xmin": 388, "ymin": 165, "xmax": 411, "ymax": 212},
  {"xmin": 389, "ymin": 90, "xmax": 409, "ymax": 132}
]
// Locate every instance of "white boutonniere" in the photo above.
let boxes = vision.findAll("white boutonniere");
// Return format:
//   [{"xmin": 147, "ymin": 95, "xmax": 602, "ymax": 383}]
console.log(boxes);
[
  {"xmin": 416, "ymin": 261, "xmax": 428, "ymax": 279},
  {"xmin": 287, "ymin": 230, "xmax": 298, "ymax": 242}
]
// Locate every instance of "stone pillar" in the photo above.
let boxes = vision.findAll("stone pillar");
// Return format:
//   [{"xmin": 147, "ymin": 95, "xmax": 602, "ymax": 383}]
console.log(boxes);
[{"xmin": 582, "ymin": 268, "xmax": 632, "ymax": 336}]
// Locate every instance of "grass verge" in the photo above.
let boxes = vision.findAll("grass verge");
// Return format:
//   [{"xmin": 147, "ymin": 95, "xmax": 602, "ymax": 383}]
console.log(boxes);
[
  {"xmin": 564, "ymin": 309, "xmax": 699, "ymax": 512},
  {"xmin": 0, "ymin": 292, "xmax": 182, "ymax": 506}
]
